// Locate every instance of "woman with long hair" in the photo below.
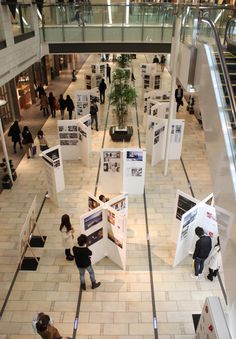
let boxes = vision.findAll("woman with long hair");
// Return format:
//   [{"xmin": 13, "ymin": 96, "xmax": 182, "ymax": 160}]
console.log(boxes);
[
  {"xmin": 37, "ymin": 130, "xmax": 49, "ymax": 152},
  {"xmin": 59, "ymin": 214, "xmax": 75, "ymax": 261}
]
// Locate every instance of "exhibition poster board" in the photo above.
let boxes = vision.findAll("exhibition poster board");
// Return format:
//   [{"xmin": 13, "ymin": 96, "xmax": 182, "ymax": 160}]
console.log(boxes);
[
  {"xmin": 173, "ymin": 197, "xmax": 218, "ymax": 267},
  {"xmin": 171, "ymin": 189, "xmax": 199, "ymax": 244},
  {"xmin": 151, "ymin": 119, "xmax": 167, "ymax": 166},
  {"xmin": 168, "ymin": 119, "xmax": 185, "ymax": 160},
  {"xmin": 57, "ymin": 120, "xmax": 80, "ymax": 160},
  {"xmin": 75, "ymin": 90, "xmax": 90, "ymax": 117},
  {"xmin": 78, "ymin": 114, "xmax": 91, "ymax": 166},
  {"xmin": 101, "ymin": 149, "xmax": 123, "ymax": 194},
  {"xmin": 41, "ymin": 145, "xmax": 65, "ymax": 205},
  {"xmin": 91, "ymin": 63, "xmax": 106, "ymax": 77},
  {"xmin": 80, "ymin": 196, "xmax": 127, "ymax": 269},
  {"xmin": 101, "ymin": 148, "xmax": 146, "ymax": 195},
  {"xmin": 143, "ymin": 90, "xmax": 171, "ymax": 126},
  {"xmin": 123, "ymin": 149, "xmax": 146, "ymax": 195},
  {"xmin": 88, "ymin": 192, "xmax": 128, "ymax": 218},
  {"xmin": 19, "ymin": 195, "xmax": 37, "ymax": 258},
  {"xmin": 85, "ymin": 73, "xmax": 102, "ymax": 89},
  {"xmin": 140, "ymin": 64, "xmax": 156, "ymax": 77}
]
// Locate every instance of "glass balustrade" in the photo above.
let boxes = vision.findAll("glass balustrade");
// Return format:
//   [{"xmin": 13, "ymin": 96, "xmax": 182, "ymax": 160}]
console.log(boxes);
[{"xmin": 198, "ymin": 20, "xmax": 236, "ymax": 171}]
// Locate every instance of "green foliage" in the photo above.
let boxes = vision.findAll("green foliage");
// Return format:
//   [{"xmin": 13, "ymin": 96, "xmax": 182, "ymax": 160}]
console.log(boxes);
[
  {"xmin": 109, "ymin": 68, "xmax": 137, "ymax": 129},
  {"xmin": 116, "ymin": 54, "xmax": 132, "ymax": 69}
]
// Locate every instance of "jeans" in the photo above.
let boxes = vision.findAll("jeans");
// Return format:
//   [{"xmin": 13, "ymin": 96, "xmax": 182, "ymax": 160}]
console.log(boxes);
[
  {"xmin": 91, "ymin": 114, "xmax": 98, "ymax": 130},
  {"xmin": 194, "ymin": 257, "xmax": 205, "ymax": 276},
  {"xmin": 78, "ymin": 265, "xmax": 95, "ymax": 284}
]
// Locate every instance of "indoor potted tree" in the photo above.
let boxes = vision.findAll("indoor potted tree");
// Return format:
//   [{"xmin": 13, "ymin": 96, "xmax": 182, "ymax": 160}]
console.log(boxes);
[{"xmin": 109, "ymin": 68, "xmax": 137, "ymax": 142}]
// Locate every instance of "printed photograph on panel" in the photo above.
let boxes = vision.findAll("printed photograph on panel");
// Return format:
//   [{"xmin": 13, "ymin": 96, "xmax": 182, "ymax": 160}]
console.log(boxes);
[
  {"xmin": 103, "ymin": 151, "xmax": 121, "ymax": 173},
  {"xmin": 111, "ymin": 198, "xmax": 126, "ymax": 212},
  {"xmin": 84, "ymin": 210, "xmax": 103, "ymax": 230},
  {"xmin": 126, "ymin": 150, "xmax": 143, "ymax": 161},
  {"xmin": 107, "ymin": 224, "xmax": 123, "ymax": 249},
  {"xmin": 87, "ymin": 228, "xmax": 103, "ymax": 246}
]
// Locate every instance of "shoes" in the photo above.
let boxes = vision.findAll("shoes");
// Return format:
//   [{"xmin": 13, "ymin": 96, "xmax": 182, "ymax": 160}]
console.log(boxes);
[
  {"xmin": 27, "ymin": 156, "xmax": 30, "ymax": 159},
  {"xmin": 92, "ymin": 281, "xmax": 101, "ymax": 289},
  {"xmin": 14, "ymin": 150, "xmax": 16, "ymax": 154},
  {"xmin": 96, "ymin": 129, "xmax": 99, "ymax": 131},
  {"xmin": 20, "ymin": 146, "xmax": 23, "ymax": 149},
  {"xmin": 207, "ymin": 275, "xmax": 213, "ymax": 281},
  {"xmin": 81, "ymin": 283, "xmax": 86, "ymax": 291},
  {"xmin": 66, "ymin": 256, "xmax": 74, "ymax": 261},
  {"xmin": 191, "ymin": 274, "xmax": 199, "ymax": 280}
]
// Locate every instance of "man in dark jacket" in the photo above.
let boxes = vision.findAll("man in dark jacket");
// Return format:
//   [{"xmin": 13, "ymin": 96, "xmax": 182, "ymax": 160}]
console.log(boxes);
[
  {"xmin": 175, "ymin": 85, "xmax": 184, "ymax": 112},
  {"xmin": 90, "ymin": 101, "xmax": 99, "ymax": 131},
  {"xmin": 99, "ymin": 79, "xmax": 107, "ymax": 104},
  {"xmin": 192, "ymin": 227, "xmax": 212, "ymax": 279},
  {"xmin": 73, "ymin": 234, "xmax": 101, "ymax": 290}
]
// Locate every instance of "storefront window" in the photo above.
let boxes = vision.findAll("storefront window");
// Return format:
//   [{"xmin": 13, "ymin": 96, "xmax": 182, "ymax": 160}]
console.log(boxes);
[
  {"xmin": 16, "ymin": 73, "xmax": 32, "ymax": 110},
  {"xmin": 0, "ymin": 86, "xmax": 12, "ymax": 131}
]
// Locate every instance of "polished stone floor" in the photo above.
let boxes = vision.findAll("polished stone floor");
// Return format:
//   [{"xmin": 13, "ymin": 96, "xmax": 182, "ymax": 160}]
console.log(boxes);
[{"xmin": 0, "ymin": 54, "xmax": 224, "ymax": 339}]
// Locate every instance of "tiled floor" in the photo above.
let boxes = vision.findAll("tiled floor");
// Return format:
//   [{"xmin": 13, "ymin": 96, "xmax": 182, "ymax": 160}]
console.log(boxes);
[{"xmin": 0, "ymin": 54, "xmax": 224, "ymax": 339}]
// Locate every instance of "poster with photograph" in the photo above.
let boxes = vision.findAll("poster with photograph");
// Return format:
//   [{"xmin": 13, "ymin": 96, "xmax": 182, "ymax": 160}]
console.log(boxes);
[
  {"xmin": 168, "ymin": 119, "xmax": 185, "ymax": 160},
  {"xmin": 87, "ymin": 227, "xmax": 103, "ymax": 246},
  {"xmin": 91, "ymin": 64, "xmax": 106, "ymax": 77},
  {"xmin": 57, "ymin": 120, "xmax": 80, "ymax": 160},
  {"xmin": 84, "ymin": 209, "xmax": 103, "ymax": 230},
  {"xmin": 101, "ymin": 149, "xmax": 123, "ymax": 194},
  {"xmin": 75, "ymin": 90, "xmax": 90, "ymax": 117},
  {"xmin": 151, "ymin": 119, "xmax": 167, "ymax": 166},
  {"xmin": 78, "ymin": 114, "xmax": 91, "ymax": 166},
  {"xmin": 123, "ymin": 148, "xmax": 146, "ymax": 195},
  {"xmin": 175, "ymin": 191, "xmax": 198, "ymax": 221}
]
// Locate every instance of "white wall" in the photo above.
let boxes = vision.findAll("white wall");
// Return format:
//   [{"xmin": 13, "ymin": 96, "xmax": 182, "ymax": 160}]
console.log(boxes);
[{"xmin": 195, "ymin": 42, "xmax": 236, "ymax": 338}]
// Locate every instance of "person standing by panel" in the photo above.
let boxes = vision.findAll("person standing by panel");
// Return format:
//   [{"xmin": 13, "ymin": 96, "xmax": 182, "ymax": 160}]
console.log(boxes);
[
  {"xmin": 207, "ymin": 236, "xmax": 222, "ymax": 281},
  {"xmin": 106, "ymin": 64, "xmax": 111, "ymax": 84},
  {"xmin": 65, "ymin": 94, "xmax": 75, "ymax": 120},
  {"xmin": 73, "ymin": 234, "xmax": 101, "ymax": 291},
  {"xmin": 160, "ymin": 54, "xmax": 166, "ymax": 72},
  {"xmin": 60, "ymin": 214, "xmax": 75, "ymax": 261},
  {"xmin": 90, "ymin": 100, "xmax": 99, "ymax": 131},
  {"xmin": 8, "ymin": 121, "xmax": 23, "ymax": 154},
  {"xmin": 175, "ymin": 85, "xmax": 184, "ymax": 112},
  {"xmin": 99, "ymin": 79, "xmax": 107, "ymax": 104},
  {"xmin": 192, "ymin": 227, "xmax": 212, "ymax": 280},
  {"xmin": 40, "ymin": 94, "xmax": 49, "ymax": 117}
]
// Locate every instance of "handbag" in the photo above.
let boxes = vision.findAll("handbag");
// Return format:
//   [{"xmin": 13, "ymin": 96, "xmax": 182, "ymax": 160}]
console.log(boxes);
[{"xmin": 31, "ymin": 145, "xmax": 37, "ymax": 156}]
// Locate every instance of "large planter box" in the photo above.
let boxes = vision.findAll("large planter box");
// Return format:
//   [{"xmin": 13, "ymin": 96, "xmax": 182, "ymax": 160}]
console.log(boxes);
[{"xmin": 109, "ymin": 126, "xmax": 133, "ymax": 142}]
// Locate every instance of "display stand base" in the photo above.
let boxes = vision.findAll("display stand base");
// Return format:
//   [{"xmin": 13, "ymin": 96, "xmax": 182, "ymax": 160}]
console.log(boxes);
[
  {"xmin": 20, "ymin": 257, "xmax": 40, "ymax": 271},
  {"xmin": 109, "ymin": 126, "xmax": 133, "ymax": 142},
  {"xmin": 30, "ymin": 236, "xmax": 47, "ymax": 248},
  {"xmin": 192, "ymin": 314, "xmax": 201, "ymax": 332}
]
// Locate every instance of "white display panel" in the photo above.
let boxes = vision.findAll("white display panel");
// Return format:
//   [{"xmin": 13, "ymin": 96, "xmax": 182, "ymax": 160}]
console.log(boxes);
[
  {"xmin": 140, "ymin": 63, "xmax": 156, "ymax": 77},
  {"xmin": 151, "ymin": 119, "xmax": 167, "ymax": 166},
  {"xmin": 80, "ymin": 192, "xmax": 128, "ymax": 269},
  {"xmin": 57, "ymin": 120, "xmax": 80, "ymax": 160},
  {"xmin": 197, "ymin": 297, "xmax": 231, "ymax": 339},
  {"xmin": 168, "ymin": 119, "xmax": 185, "ymax": 160},
  {"xmin": 42, "ymin": 145, "xmax": 65, "ymax": 205},
  {"xmin": 91, "ymin": 63, "xmax": 106, "ymax": 77},
  {"xmin": 78, "ymin": 114, "xmax": 91, "ymax": 166},
  {"xmin": 173, "ymin": 197, "xmax": 218, "ymax": 267},
  {"xmin": 101, "ymin": 149, "xmax": 123, "ymax": 194},
  {"xmin": 75, "ymin": 90, "xmax": 90, "ymax": 117},
  {"xmin": 123, "ymin": 149, "xmax": 146, "ymax": 195},
  {"xmin": 85, "ymin": 73, "xmax": 102, "ymax": 89}
]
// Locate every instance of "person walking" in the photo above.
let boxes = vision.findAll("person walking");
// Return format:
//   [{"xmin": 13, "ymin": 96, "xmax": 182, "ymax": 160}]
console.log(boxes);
[
  {"xmin": 40, "ymin": 94, "xmax": 49, "ymax": 117},
  {"xmin": 65, "ymin": 95, "xmax": 75, "ymax": 120},
  {"xmin": 58, "ymin": 94, "xmax": 66, "ymax": 120},
  {"xmin": 48, "ymin": 92, "xmax": 56, "ymax": 118},
  {"xmin": 8, "ymin": 121, "xmax": 23, "ymax": 154},
  {"xmin": 22, "ymin": 126, "xmax": 34, "ymax": 159},
  {"xmin": 90, "ymin": 100, "xmax": 99, "ymax": 131},
  {"xmin": 106, "ymin": 64, "xmax": 111, "ymax": 84},
  {"xmin": 60, "ymin": 214, "xmax": 75, "ymax": 261},
  {"xmin": 207, "ymin": 236, "xmax": 222, "ymax": 281},
  {"xmin": 73, "ymin": 234, "xmax": 101, "ymax": 290},
  {"xmin": 160, "ymin": 54, "xmax": 166, "ymax": 72},
  {"xmin": 192, "ymin": 226, "xmax": 212, "ymax": 280},
  {"xmin": 36, "ymin": 84, "xmax": 46, "ymax": 99},
  {"xmin": 152, "ymin": 55, "xmax": 159, "ymax": 63},
  {"xmin": 37, "ymin": 130, "xmax": 49, "ymax": 152},
  {"xmin": 99, "ymin": 79, "xmax": 107, "ymax": 104},
  {"xmin": 175, "ymin": 85, "xmax": 184, "ymax": 112}
]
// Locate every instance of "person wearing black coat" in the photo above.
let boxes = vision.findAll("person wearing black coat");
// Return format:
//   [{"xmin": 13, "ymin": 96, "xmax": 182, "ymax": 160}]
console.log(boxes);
[
  {"xmin": 65, "ymin": 95, "xmax": 75, "ymax": 120},
  {"xmin": 58, "ymin": 94, "xmax": 66, "ymax": 120},
  {"xmin": 192, "ymin": 227, "xmax": 212, "ymax": 279},
  {"xmin": 175, "ymin": 85, "xmax": 184, "ymax": 112},
  {"xmin": 48, "ymin": 92, "xmax": 56, "ymax": 118},
  {"xmin": 106, "ymin": 64, "xmax": 111, "ymax": 84},
  {"xmin": 22, "ymin": 126, "xmax": 34, "ymax": 159},
  {"xmin": 73, "ymin": 234, "xmax": 101, "ymax": 291},
  {"xmin": 8, "ymin": 121, "xmax": 23, "ymax": 153},
  {"xmin": 99, "ymin": 79, "xmax": 107, "ymax": 104}
]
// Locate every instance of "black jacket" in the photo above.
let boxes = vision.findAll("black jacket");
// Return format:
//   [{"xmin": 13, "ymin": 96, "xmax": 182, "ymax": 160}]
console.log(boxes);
[
  {"xmin": 58, "ymin": 98, "xmax": 66, "ymax": 110},
  {"xmin": 8, "ymin": 124, "xmax": 21, "ymax": 142},
  {"xmin": 99, "ymin": 80, "xmax": 107, "ymax": 93},
  {"xmin": 66, "ymin": 97, "xmax": 75, "ymax": 112},
  {"xmin": 73, "ymin": 246, "xmax": 92, "ymax": 268},
  {"xmin": 22, "ymin": 130, "xmax": 33, "ymax": 144},
  {"xmin": 175, "ymin": 88, "xmax": 183, "ymax": 101},
  {"xmin": 193, "ymin": 236, "xmax": 212, "ymax": 260}
]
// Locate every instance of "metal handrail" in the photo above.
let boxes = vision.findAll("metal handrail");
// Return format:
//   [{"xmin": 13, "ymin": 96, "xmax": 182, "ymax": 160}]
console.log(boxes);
[
  {"xmin": 224, "ymin": 17, "xmax": 236, "ymax": 46},
  {"xmin": 199, "ymin": 16, "xmax": 236, "ymax": 122}
]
